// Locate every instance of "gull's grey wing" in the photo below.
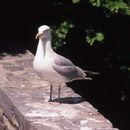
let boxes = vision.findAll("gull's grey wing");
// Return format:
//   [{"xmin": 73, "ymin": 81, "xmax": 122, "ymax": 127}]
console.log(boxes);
[
  {"xmin": 53, "ymin": 64, "xmax": 86, "ymax": 81},
  {"xmin": 53, "ymin": 55, "xmax": 88, "ymax": 81},
  {"xmin": 53, "ymin": 54, "xmax": 74, "ymax": 66}
]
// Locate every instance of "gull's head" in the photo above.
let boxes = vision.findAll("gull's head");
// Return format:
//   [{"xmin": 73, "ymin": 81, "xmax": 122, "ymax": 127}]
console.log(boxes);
[{"xmin": 35, "ymin": 25, "xmax": 51, "ymax": 40}]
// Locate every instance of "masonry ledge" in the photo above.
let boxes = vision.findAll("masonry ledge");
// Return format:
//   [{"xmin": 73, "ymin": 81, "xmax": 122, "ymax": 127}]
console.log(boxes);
[{"xmin": 0, "ymin": 50, "xmax": 119, "ymax": 130}]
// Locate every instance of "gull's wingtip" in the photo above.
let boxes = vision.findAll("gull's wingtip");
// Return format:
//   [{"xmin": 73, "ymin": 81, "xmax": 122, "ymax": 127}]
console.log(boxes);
[
  {"xmin": 84, "ymin": 70, "xmax": 101, "ymax": 76},
  {"xmin": 84, "ymin": 77, "xmax": 92, "ymax": 80}
]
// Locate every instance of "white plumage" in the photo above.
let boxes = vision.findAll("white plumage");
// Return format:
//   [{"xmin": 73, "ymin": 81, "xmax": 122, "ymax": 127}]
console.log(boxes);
[{"xmin": 33, "ymin": 25, "xmax": 92, "ymax": 102}]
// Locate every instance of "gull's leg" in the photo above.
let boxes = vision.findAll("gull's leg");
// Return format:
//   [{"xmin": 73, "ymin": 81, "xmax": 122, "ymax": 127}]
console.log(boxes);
[
  {"xmin": 58, "ymin": 85, "xmax": 61, "ymax": 102},
  {"xmin": 49, "ymin": 84, "xmax": 53, "ymax": 102}
]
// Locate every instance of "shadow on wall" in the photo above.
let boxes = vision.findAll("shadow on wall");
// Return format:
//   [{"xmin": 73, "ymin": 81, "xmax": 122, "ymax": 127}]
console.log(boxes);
[
  {"xmin": 67, "ymin": 68, "xmax": 129, "ymax": 130},
  {"xmin": 52, "ymin": 97, "xmax": 85, "ymax": 104},
  {"xmin": 0, "ymin": 40, "xmax": 27, "ymax": 59}
]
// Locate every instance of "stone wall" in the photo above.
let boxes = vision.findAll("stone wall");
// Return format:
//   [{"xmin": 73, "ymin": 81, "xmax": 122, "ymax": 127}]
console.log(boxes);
[{"xmin": 0, "ymin": 50, "xmax": 119, "ymax": 130}]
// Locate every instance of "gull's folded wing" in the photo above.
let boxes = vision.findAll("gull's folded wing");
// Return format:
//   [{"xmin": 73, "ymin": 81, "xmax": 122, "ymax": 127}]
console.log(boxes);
[{"xmin": 53, "ymin": 55, "xmax": 89, "ymax": 81}]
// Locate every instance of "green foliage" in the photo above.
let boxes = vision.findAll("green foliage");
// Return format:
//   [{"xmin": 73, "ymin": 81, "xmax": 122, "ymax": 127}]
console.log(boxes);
[
  {"xmin": 52, "ymin": 21, "xmax": 74, "ymax": 50},
  {"xmin": 86, "ymin": 31, "xmax": 104, "ymax": 46},
  {"xmin": 72, "ymin": 0, "xmax": 81, "ymax": 4},
  {"xmin": 128, "ymin": 67, "xmax": 130, "ymax": 71},
  {"xmin": 89, "ymin": 0, "xmax": 101, "ymax": 7},
  {"xmin": 89, "ymin": 0, "xmax": 130, "ymax": 15},
  {"xmin": 51, "ymin": 0, "xmax": 130, "ymax": 50}
]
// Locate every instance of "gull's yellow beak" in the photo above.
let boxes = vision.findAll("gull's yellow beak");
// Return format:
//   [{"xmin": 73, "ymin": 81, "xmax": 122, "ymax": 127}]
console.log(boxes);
[{"xmin": 35, "ymin": 32, "xmax": 43, "ymax": 39}]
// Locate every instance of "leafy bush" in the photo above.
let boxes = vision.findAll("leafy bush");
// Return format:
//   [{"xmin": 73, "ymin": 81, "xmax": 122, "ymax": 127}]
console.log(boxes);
[
  {"xmin": 52, "ymin": 21, "xmax": 74, "ymax": 50},
  {"xmin": 52, "ymin": 0, "xmax": 130, "ymax": 48},
  {"xmin": 89, "ymin": 0, "xmax": 130, "ymax": 15}
]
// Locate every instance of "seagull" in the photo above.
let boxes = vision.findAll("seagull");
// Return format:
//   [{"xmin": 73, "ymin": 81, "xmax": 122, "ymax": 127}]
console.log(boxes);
[{"xmin": 33, "ymin": 25, "xmax": 97, "ymax": 102}]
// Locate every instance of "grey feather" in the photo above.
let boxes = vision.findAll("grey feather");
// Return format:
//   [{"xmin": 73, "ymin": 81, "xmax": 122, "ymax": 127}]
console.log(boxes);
[
  {"xmin": 54, "ymin": 54, "xmax": 74, "ymax": 66},
  {"xmin": 53, "ymin": 55, "xmax": 91, "ymax": 81}
]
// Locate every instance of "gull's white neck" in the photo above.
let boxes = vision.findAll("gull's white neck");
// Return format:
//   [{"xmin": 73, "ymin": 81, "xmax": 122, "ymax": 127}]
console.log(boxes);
[{"xmin": 35, "ymin": 37, "xmax": 54, "ymax": 60}]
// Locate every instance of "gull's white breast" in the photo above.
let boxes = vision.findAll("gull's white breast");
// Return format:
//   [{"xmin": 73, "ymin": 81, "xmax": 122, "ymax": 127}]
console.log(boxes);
[{"xmin": 33, "ymin": 56, "xmax": 67, "ymax": 84}]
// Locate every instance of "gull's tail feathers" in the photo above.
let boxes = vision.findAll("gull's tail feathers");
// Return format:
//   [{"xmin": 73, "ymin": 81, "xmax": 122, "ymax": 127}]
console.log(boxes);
[
  {"xmin": 84, "ymin": 77, "xmax": 92, "ymax": 80},
  {"xmin": 84, "ymin": 70, "xmax": 101, "ymax": 77}
]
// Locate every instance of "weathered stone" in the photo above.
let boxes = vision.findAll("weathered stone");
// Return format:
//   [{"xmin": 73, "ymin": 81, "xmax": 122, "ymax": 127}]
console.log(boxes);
[
  {"xmin": 3, "ymin": 115, "xmax": 16, "ymax": 130},
  {"xmin": 0, "ymin": 107, "xmax": 4, "ymax": 122},
  {"xmin": 15, "ymin": 58, "xmax": 33, "ymax": 68},
  {"xmin": 95, "ymin": 128, "xmax": 119, "ymax": 130},
  {"xmin": 0, "ymin": 107, "xmax": 4, "ymax": 116},
  {"xmin": 88, "ymin": 121, "xmax": 112, "ymax": 128},
  {"xmin": 0, "ymin": 122, "xmax": 5, "ymax": 130},
  {"xmin": 0, "ymin": 50, "xmax": 119, "ymax": 130},
  {"xmin": 4, "ymin": 66, "xmax": 24, "ymax": 72},
  {"xmin": 1, "ymin": 62, "xmax": 24, "ymax": 72},
  {"xmin": 6, "ymin": 73, "xmax": 31, "ymax": 88}
]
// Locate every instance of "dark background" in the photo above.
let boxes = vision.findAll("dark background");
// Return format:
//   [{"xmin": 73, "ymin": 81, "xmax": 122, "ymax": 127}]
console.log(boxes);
[{"xmin": 0, "ymin": 1, "xmax": 130, "ymax": 130}]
